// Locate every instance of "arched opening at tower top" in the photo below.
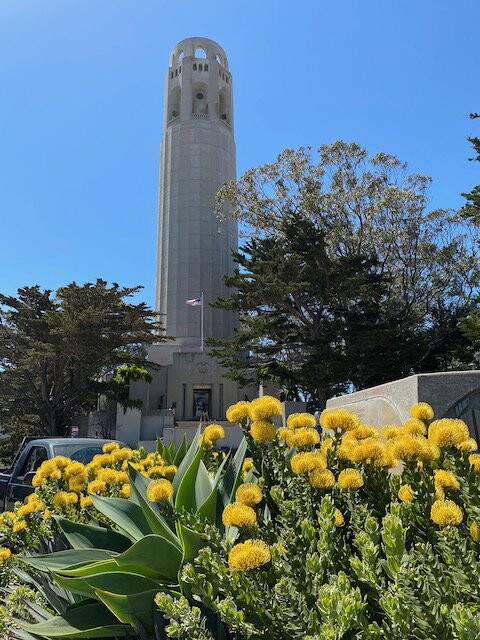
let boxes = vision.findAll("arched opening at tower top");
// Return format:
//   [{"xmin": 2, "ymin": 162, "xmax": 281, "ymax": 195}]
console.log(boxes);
[
  {"xmin": 192, "ymin": 82, "xmax": 208, "ymax": 115},
  {"xmin": 168, "ymin": 86, "xmax": 181, "ymax": 120},
  {"xmin": 194, "ymin": 47, "xmax": 207, "ymax": 59},
  {"xmin": 178, "ymin": 51, "xmax": 184, "ymax": 62}
]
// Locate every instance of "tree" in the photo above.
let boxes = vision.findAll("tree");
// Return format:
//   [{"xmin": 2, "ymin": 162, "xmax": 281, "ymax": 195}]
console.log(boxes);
[
  {"xmin": 211, "ymin": 142, "xmax": 480, "ymax": 406},
  {"xmin": 460, "ymin": 113, "xmax": 480, "ymax": 223},
  {"xmin": 0, "ymin": 280, "xmax": 161, "ymax": 445}
]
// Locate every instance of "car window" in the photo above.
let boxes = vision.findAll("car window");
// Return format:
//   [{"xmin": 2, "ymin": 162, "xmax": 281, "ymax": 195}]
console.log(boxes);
[
  {"xmin": 15, "ymin": 446, "xmax": 48, "ymax": 479},
  {"xmin": 53, "ymin": 444, "xmax": 105, "ymax": 464}
]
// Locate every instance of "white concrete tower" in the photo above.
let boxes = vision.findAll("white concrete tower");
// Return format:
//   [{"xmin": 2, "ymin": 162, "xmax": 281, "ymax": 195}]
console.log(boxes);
[{"xmin": 155, "ymin": 37, "xmax": 237, "ymax": 346}]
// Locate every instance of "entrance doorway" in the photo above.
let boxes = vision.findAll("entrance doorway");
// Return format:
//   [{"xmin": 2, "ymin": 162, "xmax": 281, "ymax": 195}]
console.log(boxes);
[{"xmin": 193, "ymin": 389, "xmax": 211, "ymax": 420}]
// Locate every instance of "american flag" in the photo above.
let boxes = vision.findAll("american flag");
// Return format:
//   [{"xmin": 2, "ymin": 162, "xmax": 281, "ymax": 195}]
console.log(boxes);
[{"xmin": 186, "ymin": 297, "xmax": 202, "ymax": 307}]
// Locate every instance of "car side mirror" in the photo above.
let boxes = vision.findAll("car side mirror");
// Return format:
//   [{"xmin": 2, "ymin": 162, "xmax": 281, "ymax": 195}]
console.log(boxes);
[{"xmin": 23, "ymin": 471, "xmax": 36, "ymax": 486}]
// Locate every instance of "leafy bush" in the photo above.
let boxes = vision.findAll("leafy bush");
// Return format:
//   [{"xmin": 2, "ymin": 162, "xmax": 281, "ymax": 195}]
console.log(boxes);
[{"xmin": 3, "ymin": 398, "xmax": 480, "ymax": 639}]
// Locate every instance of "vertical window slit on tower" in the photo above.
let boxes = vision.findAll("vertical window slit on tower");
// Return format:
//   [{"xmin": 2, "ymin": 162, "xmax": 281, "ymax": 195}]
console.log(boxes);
[
  {"xmin": 193, "ymin": 63, "xmax": 197, "ymax": 70},
  {"xmin": 204, "ymin": 64, "xmax": 208, "ymax": 71},
  {"xmin": 199, "ymin": 64, "xmax": 203, "ymax": 71},
  {"xmin": 175, "ymin": 69, "xmax": 178, "ymax": 76},
  {"xmin": 171, "ymin": 72, "xmax": 173, "ymax": 79}
]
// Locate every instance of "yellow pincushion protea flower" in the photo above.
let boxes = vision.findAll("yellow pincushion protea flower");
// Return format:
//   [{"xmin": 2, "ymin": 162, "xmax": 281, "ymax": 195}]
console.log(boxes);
[
  {"xmin": 320, "ymin": 408, "xmax": 360, "ymax": 433},
  {"xmin": 428, "ymin": 419, "xmax": 470, "ymax": 448},
  {"xmin": 398, "ymin": 484, "xmax": 414, "ymax": 502},
  {"xmin": 17, "ymin": 503, "xmax": 36, "ymax": 518},
  {"xmin": 434, "ymin": 469, "xmax": 460, "ymax": 491},
  {"xmin": 203, "ymin": 424, "xmax": 225, "ymax": 444},
  {"xmin": 290, "ymin": 451, "xmax": 326, "ymax": 474},
  {"xmin": 392, "ymin": 435, "xmax": 433, "ymax": 462},
  {"xmin": 403, "ymin": 418, "xmax": 427, "ymax": 437},
  {"xmin": 286, "ymin": 413, "xmax": 316, "ymax": 430},
  {"xmin": 470, "ymin": 522, "xmax": 480, "ymax": 542},
  {"xmin": 222, "ymin": 502, "xmax": 257, "ymax": 527},
  {"xmin": 51, "ymin": 456, "xmax": 70, "ymax": 469},
  {"xmin": 80, "ymin": 495, "xmax": 94, "ymax": 509},
  {"xmin": 226, "ymin": 401, "xmax": 250, "ymax": 423},
  {"xmin": 242, "ymin": 458, "xmax": 254, "ymax": 474},
  {"xmin": 228, "ymin": 539, "xmax": 271, "ymax": 571},
  {"xmin": 248, "ymin": 396, "xmax": 282, "ymax": 421},
  {"xmin": 337, "ymin": 468, "xmax": 364, "ymax": 490},
  {"xmin": 353, "ymin": 424, "xmax": 379, "ymax": 440},
  {"xmin": 68, "ymin": 475, "xmax": 86, "ymax": 492},
  {"xmin": 457, "ymin": 438, "xmax": 477, "ymax": 453},
  {"xmin": 334, "ymin": 509, "xmax": 344, "ymax": 527},
  {"xmin": 309, "ymin": 468, "xmax": 335, "ymax": 489},
  {"xmin": 52, "ymin": 491, "xmax": 78, "ymax": 507},
  {"xmin": 250, "ymin": 420, "xmax": 276, "ymax": 443},
  {"xmin": 430, "ymin": 499, "xmax": 463, "ymax": 526},
  {"xmin": 350, "ymin": 438, "xmax": 387, "ymax": 467},
  {"xmin": 283, "ymin": 427, "xmax": 320, "ymax": 448},
  {"xmin": 87, "ymin": 480, "xmax": 107, "ymax": 495},
  {"xmin": 410, "ymin": 402, "xmax": 434, "ymax": 422},
  {"xmin": 120, "ymin": 484, "xmax": 131, "ymax": 499},
  {"xmin": 111, "ymin": 447, "xmax": 133, "ymax": 462},
  {"xmin": 382, "ymin": 425, "xmax": 402, "ymax": 440},
  {"xmin": 43, "ymin": 509, "xmax": 52, "ymax": 520},
  {"xmin": 103, "ymin": 442, "xmax": 120, "ymax": 453},
  {"xmin": 236, "ymin": 483, "xmax": 263, "ymax": 506},
  {"xmin": 12, "ymin": 520, "xmax": 27, "ymax": 533},
  {"xmin": 469, "ymin": 454, "xmax": 480, "ymax": 474},
  {"xmin": 161, "ymin": 465, "xmax": 177, "ymax": 479},
  {"xmin": 146, "ymin": 479, "xmax": 173, "ymax": 503},
  {"xmin": 0, "ymin": 548, "xmax": 12, "ymax": 563}
]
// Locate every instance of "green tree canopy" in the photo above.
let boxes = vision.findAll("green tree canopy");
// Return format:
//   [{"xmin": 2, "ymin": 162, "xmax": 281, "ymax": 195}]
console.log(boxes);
[
  {"xmin": 460, "ymin": 113, "xmax": 480, "ymax": 223},
  {"xmin": 211, "ymin": 141, "xmax": 480, "ymax": 406},
  {"xmin": 0, "ymin": 280, "xmax": 161, "ymax": 442}
]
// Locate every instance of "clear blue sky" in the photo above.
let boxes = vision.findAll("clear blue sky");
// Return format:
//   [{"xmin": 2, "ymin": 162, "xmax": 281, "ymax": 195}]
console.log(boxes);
[{"xmin": 1, "ymin": 0, "xmax": 479, "ymax": 307}]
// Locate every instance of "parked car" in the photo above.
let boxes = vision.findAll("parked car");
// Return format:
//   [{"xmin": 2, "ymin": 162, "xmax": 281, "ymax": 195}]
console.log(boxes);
[{"xmin": 0, "ymin": 437, "xmax": 120, "ymax": 511}]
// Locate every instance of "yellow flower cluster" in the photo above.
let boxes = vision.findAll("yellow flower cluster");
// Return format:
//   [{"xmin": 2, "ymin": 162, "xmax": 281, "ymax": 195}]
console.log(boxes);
[
  {"xmin": 337, "ymin": 468, "xmax": 364, "ymax": 490},
  {"xmin": 228, "ymin": 539, "xmax": 271, "ymax": 571},
  {"xmin": 398, "ymin": 484, "xmax": 414, "ymax": 502},
  {"xmin": 146, "ymin": 478, "xmax": 174, "ymax": 503},
  {"xmin": 236, "ymin": 483, "xmax": 263, "ymax": 506},
  {"xmin": 320, "ymin": 408, "xmax": 360, "ymax": 433},
  {"xmin": 428, "ymin": 419, "xmax": 470, "ymax": 448},
  {"xmin": 226, "ymin": 401, "xmax": 250, "ymax": 424},
  {"xmin": 430, "ymin": 499, "xmax": 463, "ymax": 526},
  {"xmin": 309, "ymin": 468, "xmax": 335, "ymax": 489},
  {"xmin": 286, "ymin": 413, "xmax": 316, "ymax": 430},
  {"xmin": 434, "ymin": 470, "xmax": 460, "ymax": 491},
  {"xmin": 279, "ymin": 426, "xmax": 320, "ymax": 448},
  {"xmin": 248, "ymin": 396, "xmax": 282, "ymax": 421},
  {"xmin": 291, "ymin": 451, "xmax": 326, "ymax": 474},
  {"xmin": 0, "ymin": 547, "xmax": 12, "ymax": 563},
  {"xmin": 410, "ymin": 402, "xmax": 434, "ymax": 422},
  {"xmin": 250, "ymin": 420, "xmax": 276, "ymax": 443},
  {"xmin": 222, "ymin": 502, "xmax": 257, "ymax": 527},
  {"xmin": 201, "ymin": 424, "xmax": 225, "ymax": 449}
]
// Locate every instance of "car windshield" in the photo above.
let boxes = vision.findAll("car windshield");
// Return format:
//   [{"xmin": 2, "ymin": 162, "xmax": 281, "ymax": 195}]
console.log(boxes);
[{"xmin": 52, "ymin": 444, "xmax": 105, "ymax": 464}]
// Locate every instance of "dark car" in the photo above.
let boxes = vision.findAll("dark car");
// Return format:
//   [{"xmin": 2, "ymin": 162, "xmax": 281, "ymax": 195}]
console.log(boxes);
[{"xmin": 0, "ymin": 438, "xmax": 120, "ymax": 511}]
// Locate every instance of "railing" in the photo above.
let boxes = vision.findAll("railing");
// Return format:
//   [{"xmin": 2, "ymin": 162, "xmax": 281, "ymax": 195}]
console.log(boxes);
[{"xmin": 192, "ymin": 113, "xmax": 210, "ymax": 120}]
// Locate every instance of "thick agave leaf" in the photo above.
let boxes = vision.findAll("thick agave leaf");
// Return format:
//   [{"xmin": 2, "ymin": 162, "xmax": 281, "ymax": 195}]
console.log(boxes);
[
  {"xmin": 53, "ymin": 570, "xmax": 160, "ymax": 600},
  {"xmin": 90, "ymin": 495, "xmax": 153, "ymax": 541},
  {"xmin": 19, "ymin": 548, "xmax": 116, "ymax": 572},
  {"xmin": 175, "ymin": 444, "xmax": 204, "ymax": 513},
  {"xmin": 55, "ymin": 516, "xmax": 132, "ymax": 552},
  {"xmin": 173, "ymin": 434, "xmax": 188, "ymax": 466},
  {"xmin": 94, "ymin": 588, "xmax": 161, "ymax": 633},
  {"xmin": 172, "ymin": 426, "xmax": 201, "ymax": 492},
  {"xmin": 59, "ymin": 535, "xmax": 182, "ymax": 583},
  {"xmin": 217, "ymin": 437, "xmax": 248, "ymax": 516},
  {"xmin": 16, "ymin": 600, "xmax": 132, "ymax": 638}
]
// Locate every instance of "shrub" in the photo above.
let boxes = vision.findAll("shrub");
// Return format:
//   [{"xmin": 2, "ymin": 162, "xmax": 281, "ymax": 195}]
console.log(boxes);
[{"xmin": 3, "ymin": 398, "xmax": 480, "ymax": 639}]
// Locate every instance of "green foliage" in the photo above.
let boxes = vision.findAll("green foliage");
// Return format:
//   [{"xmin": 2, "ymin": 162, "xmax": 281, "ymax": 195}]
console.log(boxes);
[
  {"xmin": 211, "ymin": 142, "xmax": 480, "ymax": 404},
  {"xmin": 460, "ymin": 113, "xmax": 480, "ymax": 224},
  {"xmin": 0, "ymin": 279, "xmax": 162, "ymax": 447}
]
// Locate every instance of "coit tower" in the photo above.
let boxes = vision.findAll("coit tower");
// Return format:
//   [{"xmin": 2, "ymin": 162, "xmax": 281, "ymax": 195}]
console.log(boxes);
[{"xmin": 155, "ymin": 37, "xmax": 237, "ymax": 346}]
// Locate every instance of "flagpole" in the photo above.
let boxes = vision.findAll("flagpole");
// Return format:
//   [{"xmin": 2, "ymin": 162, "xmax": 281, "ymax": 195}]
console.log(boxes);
[{"xmin": 200, "ymin": 291, "xmax": 204, "ymax": 353}]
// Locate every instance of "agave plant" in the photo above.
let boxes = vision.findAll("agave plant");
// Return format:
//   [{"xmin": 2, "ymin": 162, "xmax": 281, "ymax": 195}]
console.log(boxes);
[{"xmin": 14, "ymin": 428, "xmax": 247, "ymax": 638}]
